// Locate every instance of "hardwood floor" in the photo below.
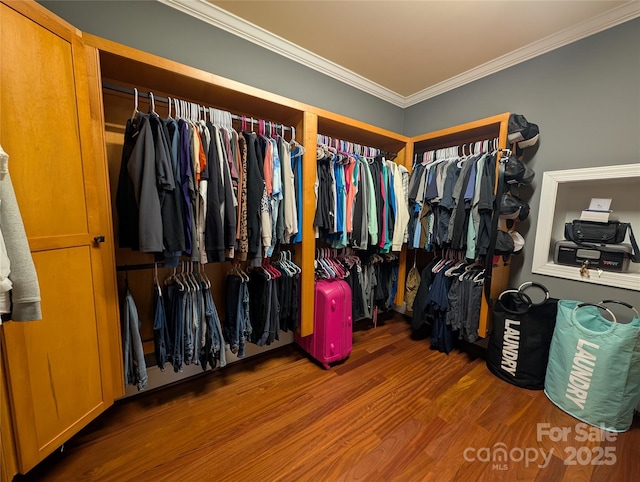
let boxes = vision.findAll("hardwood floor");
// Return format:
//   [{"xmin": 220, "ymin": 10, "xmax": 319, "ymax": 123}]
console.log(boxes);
[{"xmin": 17, "ymin": 314, "xmax": 640, "ymax": 482}]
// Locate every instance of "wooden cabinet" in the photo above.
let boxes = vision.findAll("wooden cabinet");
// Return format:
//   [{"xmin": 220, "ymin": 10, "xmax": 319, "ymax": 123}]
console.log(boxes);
[
  {"xmin": 313, "ymin": 110, "xmax": 412, "ymax": 305},
  {"xmin": 409, "ymin": 113, "xmax": 511, "ymax": 337},
  {"xmin": 81, "ymin": 32, "xmax": 413, "ymax": 344},
  {"xmin": 0, "ymin": 1, "xmax": 121, "ymax": 474}
]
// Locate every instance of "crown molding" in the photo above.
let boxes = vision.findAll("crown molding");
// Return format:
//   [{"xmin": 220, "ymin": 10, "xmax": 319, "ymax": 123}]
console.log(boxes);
[
  {"xmin": 404, "ymin": 1, "xmax": 640, "ymax": 107},
  {"xmin": 157, "ymin": 0, "xmax": 406, "ymax": 107},
  {"xmin": 159, "ymin": 0, "xmax": 640, "ymax": 109}
]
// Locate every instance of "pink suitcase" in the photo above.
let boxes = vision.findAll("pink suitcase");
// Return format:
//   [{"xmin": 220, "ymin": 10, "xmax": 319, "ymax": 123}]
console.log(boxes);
[{"xmin": 295, "ymin": 279, "xmax": 352, "ymax": 369}]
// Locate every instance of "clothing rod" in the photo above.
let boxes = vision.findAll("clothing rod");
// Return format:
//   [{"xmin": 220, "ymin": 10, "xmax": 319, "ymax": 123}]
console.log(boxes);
[
  {"xmin": 413, "ymin": 138, "xmax": 500, "ymax": 157},
  {"xmin": 412, "ymin": 146, "xmax": 511, "ymax": 159},
  {"xmin": 117, "ymin": 263, "xmax": 166, "ymax": 272},
  {"xmin": 102, "ymin": 82, "xmax": 292, "ymax": 131},
  {"xmin": 317, "ymin": 133, "xmax": 397, "ymax": 158},
  {"xmin": 115, "ymin": 251, "xmax": 297, "ymax": 272}
]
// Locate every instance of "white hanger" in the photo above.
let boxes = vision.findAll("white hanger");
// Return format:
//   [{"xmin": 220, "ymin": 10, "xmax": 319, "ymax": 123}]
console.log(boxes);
[
  {"xmin": 154, "ymin": 262, "xmax": 162, "ymax": 297},
  {"xmin": 131, "ymin": 87, "xmax": 139, "ymax": 121},
  {"xmin": 149, "ymin": 92, "xmax": 156, "ymax": 115}
]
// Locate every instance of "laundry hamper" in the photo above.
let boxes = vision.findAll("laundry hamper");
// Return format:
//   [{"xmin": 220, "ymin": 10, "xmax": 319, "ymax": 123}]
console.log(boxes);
[
  {"xmin": 486, "ymin": 282, "xmax": 558, "ymax": 390},
  {"xmin": 544, "ymin": 300, "xmax": 640, "ymax": 432}
]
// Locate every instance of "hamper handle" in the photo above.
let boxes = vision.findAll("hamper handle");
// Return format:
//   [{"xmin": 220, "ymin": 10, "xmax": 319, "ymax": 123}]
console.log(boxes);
[
  {"xmin": 497, "ymin": 289, "xmax": 532, "ymax": 315},
  {"xmin": 598, "ymin": 300, "xmax": 640, "ymax": 319},
  {"xmin": 574, "ymin": 303, "xmax": 617, "ymax": 323},
  {"xmin": 517, "ymin": 281, "xmax": 550, "ymax": 305}
]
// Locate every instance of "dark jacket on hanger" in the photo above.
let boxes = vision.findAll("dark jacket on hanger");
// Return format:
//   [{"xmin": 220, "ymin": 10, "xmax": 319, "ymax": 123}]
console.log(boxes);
[
  {"xmin": 124, "ymin": 114, "xmax": 165, "ymax": 253},
  {"xmin": 177, "ymin": 120, "xmax": 195, "ymax": 255},
  {"xmin": 369, "ymin": 157, "xmax": 385, "ymax": 248},
  {"xmin": 216, "ymin": 126, "xmax": 238, "ymax": 256},
  {"xmin": 116, "ymin": 116, "xmax": 141, "ymax": 250},
  {"xmin": 243, "ymin": 132, "xmax": 265, "ymax": 257},
  {"xmin": 162, "ymin": 118, "xmax": 186, "ymax": 256},
  {"xmin": 314, "ymin": 157, "xmax": 334, "ymax": 233},
  {"xmin": 204, "ymin": 121, "xmax": 225, "ymax": 262}
]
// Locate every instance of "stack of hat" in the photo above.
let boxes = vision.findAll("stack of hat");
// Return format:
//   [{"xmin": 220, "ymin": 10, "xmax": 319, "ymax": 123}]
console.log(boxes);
[{"xmin": 498, "ymin": 113, "xmax": 539, "ymax": 257}]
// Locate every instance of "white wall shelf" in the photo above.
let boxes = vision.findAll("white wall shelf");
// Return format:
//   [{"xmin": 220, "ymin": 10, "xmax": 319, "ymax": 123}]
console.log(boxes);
[{"xmin": 532, "ymin": 163, "xmax": 640, "ymax": 291}]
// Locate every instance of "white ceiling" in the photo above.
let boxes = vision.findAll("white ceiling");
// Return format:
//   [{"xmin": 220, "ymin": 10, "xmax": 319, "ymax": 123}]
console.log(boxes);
[{"xmin": 160, "ymin": 0, "xmax": 640, "ymax": 107}]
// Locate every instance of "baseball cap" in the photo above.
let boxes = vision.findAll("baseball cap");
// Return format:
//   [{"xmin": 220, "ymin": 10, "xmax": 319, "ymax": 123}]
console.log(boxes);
[
  {"xmin": 500, "ymin": 193, "xmax": 530, "ymax": 221},
  {"xmin": 508, "ymin": 114, "xmax": 539, "ymax": 154},
  {"xmin": 504, "ymin": 156, "xmax": 535, "ymax": 185},
  {"xmin": 495, "ymin": 230, "xmax": 515, "ymax": 256}
]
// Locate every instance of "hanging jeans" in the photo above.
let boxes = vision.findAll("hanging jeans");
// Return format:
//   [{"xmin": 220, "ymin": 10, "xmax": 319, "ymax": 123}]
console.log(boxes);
[
  {"xmin": 238, "ymin": 281, "xmax": 252, "ymax": 358},
  {"xmin": 122, "ymin": 289, "xmax": 148, "ymax": 390},
  {"xmin": 224, "ymin": 274, "xmax": 242, "ymax": 355},
  {"xmin": 153, "ymin": 288, "xmax": 169, "ymax": 371},
  {"xmin": 193, "ymin": 283, "xmax": 204, "ymax": 366},
  {"xmin": 249, "ymin": 270, "xmax": 269, "ymax": 346},
  {"xmin": 203, "ymin": 285, "xmax": 227, "ymax": 368},
  {"xmin": 224, "ymin": 275, "xmax": 252, "ymax": 358},
  {"xmin": 166, "ymin": 283, "xmax": 185, "ymax": 373},
  {"xmin": 183, "ymin": 290, "xmax": 194, "ymax": 365}
]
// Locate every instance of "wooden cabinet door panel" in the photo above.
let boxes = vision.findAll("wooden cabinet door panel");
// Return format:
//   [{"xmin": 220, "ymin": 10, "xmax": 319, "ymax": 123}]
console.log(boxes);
[
  {"xmin": 0, "ymin": 1, "xmax": 120, "ymax": 473},
  {"xmin": 6, "ymin": 248, "xmax": 104, "ymax": 450},
  {"xmin": 0, "ymin": 4, "xmax": 88, "ymax": 239}
]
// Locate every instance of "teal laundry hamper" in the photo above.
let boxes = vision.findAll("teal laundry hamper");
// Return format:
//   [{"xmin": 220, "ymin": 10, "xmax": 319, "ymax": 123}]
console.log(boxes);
[{"xmin": 544, "ymin": 300, "xmax": 640, "ymax": 432}]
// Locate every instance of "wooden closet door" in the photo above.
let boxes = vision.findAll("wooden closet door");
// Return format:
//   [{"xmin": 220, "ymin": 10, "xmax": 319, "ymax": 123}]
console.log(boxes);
[{"xmin": 0, "ymin": 1, "xmax": 120, "ymax": 473}]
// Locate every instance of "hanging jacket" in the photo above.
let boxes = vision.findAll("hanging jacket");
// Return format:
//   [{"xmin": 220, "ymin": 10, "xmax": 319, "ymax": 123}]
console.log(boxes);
[
  {"xmin": 116, "ymin": 116, "xmax": 141, "ymax": 250},
  {"xmin": 177, "ymin": 120, "xmax": 195, "ymax": 255},
  {"xmin": 243, "ymin": 132, "xmax": 266, "ymax": 258},
  {"xmin": 204, "ymin": 122, "xmax": 225, "ymax": 262}
]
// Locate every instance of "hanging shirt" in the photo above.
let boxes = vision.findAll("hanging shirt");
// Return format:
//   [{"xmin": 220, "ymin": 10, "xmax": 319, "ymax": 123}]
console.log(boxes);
[
  {"xmin": 280, "ymin": 139, "xmax": 297, "ymax": 243},
  {"xmin": 237, "ymin": 134, "xmax": 250, "ymax": 259},
  {"xmin": 204, "ymin": 122, "xmax": 225, "ymax": 262},
  {"xmin": 268, "ymin": 138, "xmax": 282, "ymax": 257},
  {"xmin": 399, "ymin": 164, "xmax": 410, "ymax": 244},
  {"xmin": 466, "ymin": 154, "xmax": 487, "ymax": 260},
  {"xmin": 177, "ymin": 120, "xmax": 195, "ymax": 255},
  {"xmin": 161, "ymin": 116, "xmax": 186, "ymax": 261},
  {"xmin": 344, "ymin": 157, "xmax": 357, "ymax": 234},
  {"xmin": 291, "ymin": 143, "xmax": 303, "ymax": 244},
  {"xmin": 351, "ymin": 158, "xmax": 368, "ymax": 249},
  {"xmin": 242, "ymin": 132, "xmax": 265, "ymax": 258},
  {"xmin": 391, "ymin": 162, "xmax": 410, "ymax": 252},
  {"xmin": 361, "ymin": 160, "xmax": 378, "ymax": 246}
]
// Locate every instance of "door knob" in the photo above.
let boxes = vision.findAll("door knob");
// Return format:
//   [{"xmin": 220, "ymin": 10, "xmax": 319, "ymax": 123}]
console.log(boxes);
[{"xmin": 93, "ymin": 235, "xmax": 106, "ymax": 244}]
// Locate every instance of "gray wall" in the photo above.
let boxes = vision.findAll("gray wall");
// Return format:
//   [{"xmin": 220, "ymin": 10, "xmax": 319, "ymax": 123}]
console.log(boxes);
[
  {"xmin": 42, "ymin": 0, "xmax": 640, "ymax": 307},
  {"xmin": 39, "ymin": 0, "xmax": 404, "ymax": 133},
  {"xmin": 406, "ymin": 18, "xmax": 640, "ymax": 307}
]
